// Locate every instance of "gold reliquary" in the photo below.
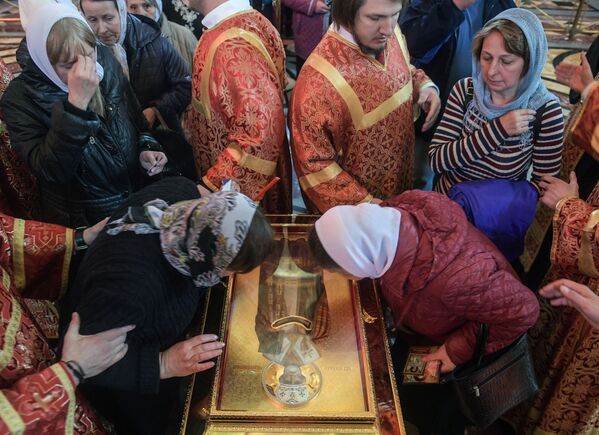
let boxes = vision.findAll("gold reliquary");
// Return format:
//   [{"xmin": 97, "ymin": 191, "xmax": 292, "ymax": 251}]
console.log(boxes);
[{"xmin": 181, "ymin": 215, "xmax": 405, "ymax": 435}]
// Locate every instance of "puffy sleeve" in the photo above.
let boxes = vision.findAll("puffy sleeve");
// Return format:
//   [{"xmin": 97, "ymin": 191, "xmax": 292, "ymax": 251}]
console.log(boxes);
[
  {"xmin": 201, "ymin": 38, "xmax": 285, "ymax": 199},
  {"xmin": 441, "ymin": 255, "xmax": 539, "ymax": 365},
  {"xmin": 1, "ymin": 82, "xmax": 101, "ymax": 185},
  {"xmin": 0, "ymin": 213, "xmax": 73, "ymax": 301}
]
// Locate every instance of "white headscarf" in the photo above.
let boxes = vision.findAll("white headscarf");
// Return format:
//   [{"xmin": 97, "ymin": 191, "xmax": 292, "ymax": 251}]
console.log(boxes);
[
  {"xmin": 315, "ymin": 203, "xmax": 402, "ymax": 279},
  {"xmin": 19, "ymin": 0, "xmax": 76, "ymax": 30},
  {"xmin": 22, "ymin": 1, "xmax": 104, "ymax": 92},
  {"xmin": 153, "ymin": 0, "xmax": 163, "ymax": 21},
  {"xmin": 109, "ymin": 0, "xmax": 130, "ymax": 78}
]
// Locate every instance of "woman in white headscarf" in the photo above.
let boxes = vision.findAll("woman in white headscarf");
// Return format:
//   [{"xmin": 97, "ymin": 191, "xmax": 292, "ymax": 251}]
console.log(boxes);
[
  {"xmin": 309, "ymin": 189, "xmax": 539, "ymax": 434},
  {"xmin": 126, "ymin": 0, "xmax": 197, "ymax": 68},
  {"xmin": 61, "ymin": 176, "xmax": 274, "ymax": 435},
  {"xmin": 1, "ymin": 1, "xmax": 167, "ymax": 228},
  {"xmin": 79, "ymin": 0, "xmax": 192, "ymax": 131}
]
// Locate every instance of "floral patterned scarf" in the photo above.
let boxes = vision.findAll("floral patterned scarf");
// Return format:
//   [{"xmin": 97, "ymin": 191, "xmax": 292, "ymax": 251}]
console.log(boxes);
[{"xmin": 107, "ymin": 191, "xmax": 257, "ymax": 287}]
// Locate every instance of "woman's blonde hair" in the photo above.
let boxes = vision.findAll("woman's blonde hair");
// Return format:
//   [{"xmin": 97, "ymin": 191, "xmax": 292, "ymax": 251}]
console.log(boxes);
[
  {"xmin": 472, "ymin": 19, "xmax": 530, "ymax": 77},
  {"xmin": 47, "ymin": 17, "xmax": 105, "ymax": 116}
]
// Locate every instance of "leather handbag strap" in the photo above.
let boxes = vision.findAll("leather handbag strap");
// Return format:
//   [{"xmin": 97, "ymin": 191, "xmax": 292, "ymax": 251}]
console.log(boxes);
[{"xmin": 473, "ymin": 323, "xmax": 489, "ymax": 367}]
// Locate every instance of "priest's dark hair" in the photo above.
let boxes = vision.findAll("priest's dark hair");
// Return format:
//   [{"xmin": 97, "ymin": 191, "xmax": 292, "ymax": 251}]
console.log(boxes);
[
  {"xmin": 332, "ymin": 0, "xmax": 402, "ymax": 30},
  {"xmin": 308, "ymin": 227, "xmax": 340, "ymax": 271}
]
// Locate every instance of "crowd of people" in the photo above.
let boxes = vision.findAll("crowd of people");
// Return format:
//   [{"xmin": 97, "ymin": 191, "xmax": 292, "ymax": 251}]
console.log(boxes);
[{"xmin": 0, "ymin": 0, "xmax": 596, "ymax": 433}]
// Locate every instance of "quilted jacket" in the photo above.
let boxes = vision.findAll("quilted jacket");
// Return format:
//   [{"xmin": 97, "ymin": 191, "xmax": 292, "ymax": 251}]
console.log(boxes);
[
  {"xmin": 380, "ymin": 190, "xmax": 539, "ymax": 365},
  {"xmin": 125, "ymin": 14, "xmax": 191, "ymax": 132},
  {"xmin": 1, "ymin": 43, "xmax": 162, "ymax": 228}
]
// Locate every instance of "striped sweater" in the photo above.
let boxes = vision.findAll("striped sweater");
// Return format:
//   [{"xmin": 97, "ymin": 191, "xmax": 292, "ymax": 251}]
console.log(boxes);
[{"xmin": 429, "ymin": 78, "xmax": 564, "ymax": 195}]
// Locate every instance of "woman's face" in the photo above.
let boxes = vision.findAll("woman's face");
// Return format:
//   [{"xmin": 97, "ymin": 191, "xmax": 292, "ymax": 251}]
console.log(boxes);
[
  {"xmin": 52, "ymin": 45, "xmax": 96, "ymax": 85},
  {"xmin": 480, "ymin": 31, "xmax": 525, "ymax": 98},
  {"xmin": 126, "ymin": 0, "xmax": 156, "ymax": 20},
  {"xmin": 81, "ymin": 0, "xmax": 122, "ymax": 46}
]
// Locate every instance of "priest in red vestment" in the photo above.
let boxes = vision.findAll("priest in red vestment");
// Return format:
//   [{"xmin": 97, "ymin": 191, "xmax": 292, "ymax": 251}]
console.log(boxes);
[
  {"xmin": 185, "ymin": 0, "xmax": 291, "ymax": 213},
  {"xmin": 0, "ymin": 213, "xmax": 131, "ymax": 433},
  {"xmin": 290, "ymin": 0, "xmax": 441, "ymax": 213}
]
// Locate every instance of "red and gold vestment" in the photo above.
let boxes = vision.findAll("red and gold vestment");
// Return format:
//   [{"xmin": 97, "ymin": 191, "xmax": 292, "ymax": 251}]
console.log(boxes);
[
  {"xmin": 514, "ymin": 83, "xmax": 599, "ymax": 434},
  {"xmin": 290, "ymin": 26, "xmax": 432, "ymax": 212},
  {"xmin": 186, "ymin": 9, "xmax": 291, "ymax": 213},
  {"xmin": 0, "ymin": 214, "xmax": 108, "ymax": 434}
]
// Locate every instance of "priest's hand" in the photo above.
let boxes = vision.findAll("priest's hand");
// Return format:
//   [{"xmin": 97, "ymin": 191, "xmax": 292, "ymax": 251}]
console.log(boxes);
[
  {"xmin": 540, "ymin": 279, "xmax": 599, "ymax": 329},
  {"xmin": 61, "ymin": 312, "xmax": 134, "ymax": 383},
  {"xmin": 555, "ymin": 53, "xmax": 594, "ymax": 94},
  {"xmin": 422, "ymin": 344, "xmax": 456, "ymax": 373},
  {"xmin": 83, "ymin": 217, "xmax": 109, "ymax": 246},
  {"xmin": 67, "ymin": 54, "xmax": 100, "ymax": 111},
  {"xmin": 140, "ymin": 151, "xmax": 168, "ymax": 176},
  {"xmin": 539, "ymin": 172, "xmax": 578, "ymax": 210},
  {"xmin": 159, "ymin": 334, "xmax": 225, "ymax": 379},
  {"xmin": 418, "ymin": 87, "xmax": 441, "ymax": 132}
]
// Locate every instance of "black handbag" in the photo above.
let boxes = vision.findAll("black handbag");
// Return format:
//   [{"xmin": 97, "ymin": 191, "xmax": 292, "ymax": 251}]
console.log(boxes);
[{"xmin": 445, "ymin": 324, "xmax": 538, "ymax": 428}]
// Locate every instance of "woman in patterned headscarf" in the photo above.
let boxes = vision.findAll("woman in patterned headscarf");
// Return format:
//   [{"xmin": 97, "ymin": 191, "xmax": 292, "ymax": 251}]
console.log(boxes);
[{"xmin": 60, "ymin": 176, "xmax": 274, "ymax": 435}]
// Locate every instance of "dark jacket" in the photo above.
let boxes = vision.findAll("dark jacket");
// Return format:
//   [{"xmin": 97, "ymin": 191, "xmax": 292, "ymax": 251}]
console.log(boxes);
[
  {"xmin": 125, "ymin": 14, "xmax": 192, "ymax": 132},
  {"xmin": 61, "ymin": 177, "xmax": 201, "ymax": 435},
  {"xmin": 400, "ymin": 0, "xmax": 515, "ymax": 100},
  {"xmin": 1, "ymin": 43, "xmax": 162, "ymax": 227},
  {"xmin": 380, "ymin": 190, "xmax": 539, "ymax": 365}
]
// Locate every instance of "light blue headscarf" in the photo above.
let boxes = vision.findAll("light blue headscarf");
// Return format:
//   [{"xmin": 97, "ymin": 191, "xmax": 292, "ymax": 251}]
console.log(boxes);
[{"xmin": 470, "ymin": 8, "xmax": 558, "ymax": 120}]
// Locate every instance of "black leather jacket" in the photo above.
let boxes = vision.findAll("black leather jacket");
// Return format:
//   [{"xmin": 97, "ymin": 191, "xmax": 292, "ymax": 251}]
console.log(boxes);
[
  {"xmin": 125, "ymin": 14, "xmax": 191, "ymax": 132},
  {"xmin": 1, "ymin": 43, "xmax": 162, "ymax": 227}
]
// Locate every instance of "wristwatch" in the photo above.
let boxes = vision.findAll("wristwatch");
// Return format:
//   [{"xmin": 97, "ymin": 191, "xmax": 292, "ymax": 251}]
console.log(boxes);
[{"xmin": 74, "ymin": 227, "xmax": 88, "ymax": 252}]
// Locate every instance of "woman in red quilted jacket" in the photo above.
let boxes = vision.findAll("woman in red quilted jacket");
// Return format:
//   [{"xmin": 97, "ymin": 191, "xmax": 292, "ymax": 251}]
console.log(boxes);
[{"xmin": 309, "ymin": 189, "xmax": 539, "ymax": 434}]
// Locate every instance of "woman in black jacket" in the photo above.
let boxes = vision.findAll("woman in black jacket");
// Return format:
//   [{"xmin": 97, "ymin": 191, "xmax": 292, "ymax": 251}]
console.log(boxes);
[
  {"xmin": 1, "ymin": 5, "xmax": 167, "ymax": 227},
  {"xmin": 80, "ymin": 0, "xmax": 192, "ymax": 132},
  {"xmin": 61, "ymin": 176, "xmax": 274, "ymax": 435}
]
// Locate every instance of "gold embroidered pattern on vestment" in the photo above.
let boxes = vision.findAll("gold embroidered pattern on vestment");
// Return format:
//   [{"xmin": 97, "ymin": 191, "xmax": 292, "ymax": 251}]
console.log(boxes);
[
  {"xmin": 197, "ymin": 28, "xmax": 280, "ymax": 121},
  {"xmin": 226, "ymin": 143, "xmax": 277, "ymax": 176},
  {"xmin": 298, "ymin": 162, "xmax": 343, "ymax": 190}
]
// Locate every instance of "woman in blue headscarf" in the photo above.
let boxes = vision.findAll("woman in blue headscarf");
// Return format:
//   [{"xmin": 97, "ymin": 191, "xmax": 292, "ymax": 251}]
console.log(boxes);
[
  {"xmin": 429, "ymin": 8, "xmax": 564, "ymax": 195},
  {"xmin": 426, "ymin": 8, "xmax": 565, "ymax": 262}
]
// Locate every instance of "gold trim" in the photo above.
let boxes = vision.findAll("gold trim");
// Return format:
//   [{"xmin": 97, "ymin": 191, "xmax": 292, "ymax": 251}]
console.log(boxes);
[
  {"xmin": 0, "ymin": 391, "xmax": 25, "ymax": 434},
  {"xmin": 202, "ymin": 10, "xmax": 254, "ymax": 34},
  {"xmin": 393, "ymin": 27, "xmax": 410, "ymax": 69},
  {"xmin": 578, "ymin": 209, "xmax": 599, "ymax": 278},
  {"xmin": 179, "ymin": 288, "xmax": 213, "ymax": 435},
  {"xmin": 305, "ymin": 54, "xmax": 412, "ymax": 131},
  {"xmin": 200, "ymin": 28, "xmax": 280, "ymax": 121},
  {"xmin": 51, "ymin": 364, "xmax": 76, "ymax": 435},
  {"xmin": 550, "ymin": 196, "xmax": 576, "ymax": 266},
  {"xmin": 226, "ymin": 143, "xmax": 277, "ymax": 176},
  {"xmin": 202, "ymin": 176, "xmax": 220, "ymax": 193},
  {"xmin": 0, "ymin": 276, "xmax": 22, "ymax": 372},
  {"xmin": 60, "ymin": 229, "xmax": 74, "ymax": 298},
  {"xmin": 299, "ymin": 162, "xmax": 343, "ymax": 191},
  {"xmin": 204, "ymin": 422, "xmax": 378, "ymax": 433},
  {"xmin": 208, "ymin": 269, "xmax": 377, "ymax": 421},
  {"xmin": 271, "ymin": 315, "xmax": 312, "ymax": 331},
  {"xmin": 191, "ymin": 97, "xmax": 210, "ymax": 119},
  {"xmin": 12, "ymin": 219, "xmax": 25, "ymax": 292}
]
